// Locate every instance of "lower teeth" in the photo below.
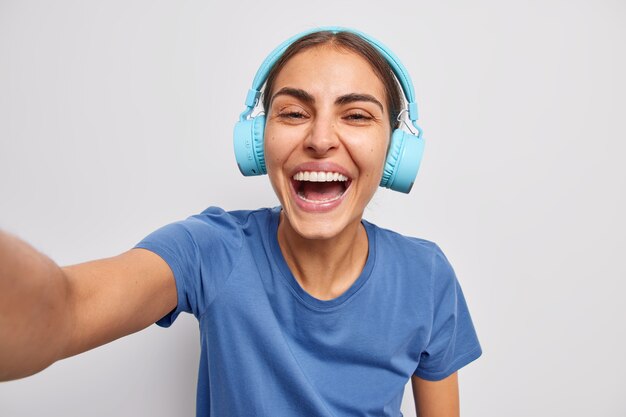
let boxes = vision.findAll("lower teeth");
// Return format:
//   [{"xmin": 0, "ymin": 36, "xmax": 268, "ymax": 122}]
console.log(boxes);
[{"xmin": 297, "ymin": 193, "xmax": 343, "ymax": 203}]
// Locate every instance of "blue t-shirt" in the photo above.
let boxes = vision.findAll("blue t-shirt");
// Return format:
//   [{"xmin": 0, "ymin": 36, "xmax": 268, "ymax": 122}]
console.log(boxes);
[{"xmin": 135, "ymin": 206, "xmax": 481, "ymax": 417}]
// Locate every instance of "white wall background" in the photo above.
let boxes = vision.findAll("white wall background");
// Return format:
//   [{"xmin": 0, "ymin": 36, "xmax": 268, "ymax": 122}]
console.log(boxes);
[{"xmin": 1, "ymin": 0, "xmax": 624, "ymax": 416}]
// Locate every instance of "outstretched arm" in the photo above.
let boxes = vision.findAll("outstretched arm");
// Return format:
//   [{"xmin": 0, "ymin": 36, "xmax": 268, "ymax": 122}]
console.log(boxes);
[
  {"xmin": 411, "ymin": 372, "xmax": 459, "ymax": 417},
  {"xmin": 0, "ymin": 230, "xmax": 177, "ymax": 381}
]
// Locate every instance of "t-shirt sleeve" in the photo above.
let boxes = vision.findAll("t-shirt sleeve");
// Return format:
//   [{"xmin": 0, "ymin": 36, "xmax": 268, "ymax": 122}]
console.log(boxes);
[
  {"xmin": 413, "ymin": 243, "xmax": 482, "ymax": 381},
  {"xmin": 133, "ymin": 207, "xmax": 243, "ymax": 327}
]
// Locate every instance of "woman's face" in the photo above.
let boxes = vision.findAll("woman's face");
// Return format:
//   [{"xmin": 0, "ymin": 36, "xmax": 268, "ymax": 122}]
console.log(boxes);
[{"xmin": 264, "ymin": 45, "xmax": 392, "ymax": 240}]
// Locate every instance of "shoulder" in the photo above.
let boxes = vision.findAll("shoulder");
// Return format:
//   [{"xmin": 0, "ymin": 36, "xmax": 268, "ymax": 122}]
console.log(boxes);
[
  {"xmin": 364, "ymin": 220, "xmax": 458, "ymax": 291},
  {"xmin": 365, "ymin": 219, "xmax": 443, "ymax": 262},
  {"xmin": 187, "ymin": 206, "xmax": 261, "ymax": 227},
  {"xmin": 181, "ymin": 206, "xmax": 275, "ymax": 236},
  {"xmin": 137, "ymin": 206, "xmax": 276, "ymax": 256}
]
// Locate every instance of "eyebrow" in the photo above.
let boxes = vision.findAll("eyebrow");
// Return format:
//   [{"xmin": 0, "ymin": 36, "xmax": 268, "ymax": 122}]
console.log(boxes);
[
  {"xmin": 270, "ymin": 88, "xmax": 384, "ymax": 112},
  {"xmin": 270, "ymin": 87, "xmax": 315, "ymax": 107},
  {"xmin": 335, "ymin": 93, "xmax": 384, "ymax": 113}
]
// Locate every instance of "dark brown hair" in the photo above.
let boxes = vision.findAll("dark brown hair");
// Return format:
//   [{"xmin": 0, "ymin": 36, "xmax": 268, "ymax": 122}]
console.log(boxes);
[{"xmin": 261, "ymin": 31, "xmax": 404, "ymax": 129}]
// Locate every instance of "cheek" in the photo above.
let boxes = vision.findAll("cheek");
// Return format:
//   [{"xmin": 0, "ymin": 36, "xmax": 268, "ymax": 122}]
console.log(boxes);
[
  {"xmin": 264, "ymin": 121, "xmax": 304, "ymax": 165},
  {"xmin": 353, "ymin": 136, "xmax": 389, "ymax": 171},
  {"xmin": 264, "ymin": 137, "xmax": 284, "ymax": 192},
  {"xmin": 264, "ymin": 132, "xmax": 293, "ymax": 180},
  {"xmin": 264, "ymin": 134, "xmax": 281, "ymax": 164}
]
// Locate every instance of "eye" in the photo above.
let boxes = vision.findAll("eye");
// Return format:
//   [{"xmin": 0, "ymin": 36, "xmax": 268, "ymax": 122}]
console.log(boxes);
[
  {"xmin": 279, "ymin": 111, "xmax": 307, "ymax": 119},
  {"xmin": 274, "ymin": 105, "xmax": 310, "ymax": 124},
  {"xmin": 344, "ymin": 111, "xmax": 373, "ymax": 122}
]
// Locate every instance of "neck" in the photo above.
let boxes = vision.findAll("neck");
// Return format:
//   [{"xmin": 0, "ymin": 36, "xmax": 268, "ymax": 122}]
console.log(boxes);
[{"xmin": 277, "ymin": 211, "xmax": 369, "ymax": 301}]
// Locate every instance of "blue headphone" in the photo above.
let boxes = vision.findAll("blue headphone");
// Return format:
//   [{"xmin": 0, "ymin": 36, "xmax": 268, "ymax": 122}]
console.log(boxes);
[{"xmin": 233, "ymin": 26, "xmax": 425, "ymax": 193}]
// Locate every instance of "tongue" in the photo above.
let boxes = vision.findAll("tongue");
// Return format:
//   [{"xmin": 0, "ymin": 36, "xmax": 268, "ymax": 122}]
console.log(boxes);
[{"xmin": 300, "ymin": 182, "xmax": 344, "ymax": 201}]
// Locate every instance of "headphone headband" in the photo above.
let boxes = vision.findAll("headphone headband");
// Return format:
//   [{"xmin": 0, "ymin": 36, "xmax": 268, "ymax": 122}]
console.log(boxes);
[{"xmin": 241, "ymin": 26, "xmax": 421, "ymax": 132}]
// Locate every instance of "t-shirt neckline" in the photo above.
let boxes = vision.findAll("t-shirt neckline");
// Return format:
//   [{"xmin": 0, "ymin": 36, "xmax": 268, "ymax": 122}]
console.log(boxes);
[{"xmin": 267, "ymin": 206, "xmax": 377, "ymax": 311}]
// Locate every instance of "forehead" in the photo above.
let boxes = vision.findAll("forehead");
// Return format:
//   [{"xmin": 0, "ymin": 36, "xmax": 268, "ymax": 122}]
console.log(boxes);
[{"xmin": 270, "ymin": 45, "xmax": 387, "ymax": 103}]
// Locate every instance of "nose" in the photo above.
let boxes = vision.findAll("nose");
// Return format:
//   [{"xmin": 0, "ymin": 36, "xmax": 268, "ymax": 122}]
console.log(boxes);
[{"xmin": 304, "ymin": 112, "xmax": 339, "ymax": 156}]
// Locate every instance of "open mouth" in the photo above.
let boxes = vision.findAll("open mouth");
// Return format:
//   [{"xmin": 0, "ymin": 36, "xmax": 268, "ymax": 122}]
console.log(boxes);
[{"xmin": 291, "ymin": 171, "xmax": 352, "ymax": 203}]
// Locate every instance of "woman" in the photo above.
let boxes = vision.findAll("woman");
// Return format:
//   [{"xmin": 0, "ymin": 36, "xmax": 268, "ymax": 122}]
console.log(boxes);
[{"xmin": 0, "ymin": 28, "xmax": 481, "ymax": 416}]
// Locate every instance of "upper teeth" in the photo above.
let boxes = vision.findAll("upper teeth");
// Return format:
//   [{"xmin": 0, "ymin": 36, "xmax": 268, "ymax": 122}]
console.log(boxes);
[{"xmin": 292, "ymin": 171, "xmax": 348, "ymax": 182}]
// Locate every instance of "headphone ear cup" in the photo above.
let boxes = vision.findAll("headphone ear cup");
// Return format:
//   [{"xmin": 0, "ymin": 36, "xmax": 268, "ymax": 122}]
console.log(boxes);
[
  {"xmin": 251, "ymin": 115, "xmax": 267, "ymax": 174},
  {"xmin": 380, "ymin": 129, "xmax": 425, "ymax": 193},
  {"xmin": 233, "ymin": 115, "xmax": 267, "ymax": 176}
]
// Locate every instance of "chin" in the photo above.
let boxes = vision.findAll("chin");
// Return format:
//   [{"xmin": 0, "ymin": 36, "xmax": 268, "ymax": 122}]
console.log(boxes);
[
  {"xmin": 281, "ymin": 203, "xmax": 362, "ymax": 242},
  {"xmin": 290, "ymin": 216, "xmax": 343, "ymax": 240}
]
